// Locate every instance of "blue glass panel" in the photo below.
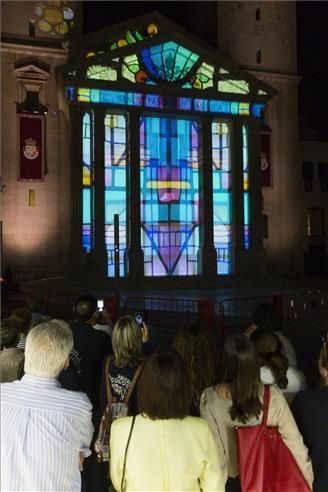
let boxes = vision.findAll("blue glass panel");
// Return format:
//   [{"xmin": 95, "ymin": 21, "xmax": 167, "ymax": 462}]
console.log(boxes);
[
  {"xmin": 82, "ymin": 112, "xmax": 94, "ymax": 253},
  {"xmin": 212, "ymin": 121, "xmax": 232, "ymax": 274},
  {"xmin": 243, "ymin": 124, "xmax": 250, "ymax": 249},
  {"xmin": 145, "ymin": 94, "xmax": 164, "ymax": 108},
  {"xmin": 66, "ymin": 86, "xmax": 75, "ymax": 101},
  {"xmin": 209, "ymin": 100, "xmax": 231, "ymax": 113},
  {"xmin": 194, "ymin": 99, "xmax": 208, "ymax": 112},
  {"xmin": 231, "ymin": 102, "xmax": 239, "ymax": 114},
  {"xmin": 104, "ymin": 113, "xmax": 127, "ymax": 277},
  {"xmin": 140, "ymin": 116, "xmax": 200, "ymax": 276},
  {"xmin": 141, "ymin": 41, "xmax": 199, "ymax": 82},
  {"xmin": 251, "ymin": 103, "xmax": 264, "ymax": 118}
]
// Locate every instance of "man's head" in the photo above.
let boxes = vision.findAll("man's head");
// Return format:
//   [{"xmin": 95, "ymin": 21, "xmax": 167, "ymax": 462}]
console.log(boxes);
[
  {"xmin": 73, "ymin": 295, "xmax": 97, "ymax": 322},
  {"xmin": 24, "ymin": 319, "xmax": 73, "ymax": 378}
]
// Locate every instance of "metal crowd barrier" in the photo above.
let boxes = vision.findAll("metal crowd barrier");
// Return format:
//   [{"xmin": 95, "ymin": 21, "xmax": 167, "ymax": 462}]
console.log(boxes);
[
  {"xmin": 218, "ymin": 294, "xmax": 290, "ymax": 336},
  {"xmin": 288, "ymin": 290, "xmax": 328, "ymax": 320},
  {"xmin": 123, "ymin": 296, "xmax": 224, "ymax": 343}
]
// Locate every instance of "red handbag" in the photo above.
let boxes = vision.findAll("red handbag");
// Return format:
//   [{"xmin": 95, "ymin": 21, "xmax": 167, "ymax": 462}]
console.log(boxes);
[{"xmin": 236, "ymin": 385, "xmax": 311, "ymax": 492}]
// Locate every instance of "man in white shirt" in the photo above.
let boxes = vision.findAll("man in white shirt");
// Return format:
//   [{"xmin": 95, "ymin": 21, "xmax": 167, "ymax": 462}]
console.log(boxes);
[{"xmin": 1, "ymin": 319, "xmax": 94, "ymax": 492}]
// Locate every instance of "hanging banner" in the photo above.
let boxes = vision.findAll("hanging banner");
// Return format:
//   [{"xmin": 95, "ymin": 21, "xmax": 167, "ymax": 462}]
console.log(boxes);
[
  {"xmin": 17, "ymin": 113, "xmax": 45, "ymax": 181},
  {"xmin": 261, "ymin": 131, "xmax": 272, "ymax": 188}
]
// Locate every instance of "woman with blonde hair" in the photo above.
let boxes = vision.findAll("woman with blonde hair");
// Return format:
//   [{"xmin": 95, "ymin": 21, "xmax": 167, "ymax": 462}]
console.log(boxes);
[{"xmin": 99, "ymin": 315, "xmax": 147, "ymax": 415}]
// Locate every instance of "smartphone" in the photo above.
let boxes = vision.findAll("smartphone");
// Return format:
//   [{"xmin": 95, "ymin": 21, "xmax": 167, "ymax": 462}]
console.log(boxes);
[
  {"xmin": 97, "ymin": 299, "xmax": 104, "ymax": 311},
  {"xmin": 135, "ymin": 312, "xmax": 144, "ymax": 327}
]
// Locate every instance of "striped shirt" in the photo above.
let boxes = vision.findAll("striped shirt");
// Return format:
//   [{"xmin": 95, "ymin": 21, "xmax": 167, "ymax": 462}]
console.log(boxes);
[{"xmin": 1, "ymin": 374, "xmax": 94, "ymax": 491}]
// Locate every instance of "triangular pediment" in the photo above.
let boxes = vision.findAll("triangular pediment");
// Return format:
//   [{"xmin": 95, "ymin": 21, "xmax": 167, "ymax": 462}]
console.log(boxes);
[{"xmin": 59, "ymin": 11, "xmax": 275, "ymax": 101}]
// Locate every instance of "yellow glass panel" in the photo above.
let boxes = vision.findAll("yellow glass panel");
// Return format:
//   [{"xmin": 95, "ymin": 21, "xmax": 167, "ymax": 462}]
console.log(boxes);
[
  {"xmin": 44, "ymin": 7, "xmax": 63, "ymax": 24},
  {"xmin": 147, "ymin": 181, "xmax": 191, "ymax": 190},
  {"xmin": 77, "ymin": 88, "xmax": 90, "ymax": 102},
  {"xmin": 56, "ymin": 22, "xmax": 68, "ymax": 34},
  {"xmin": 38, "ymin": 19, "xmax": 51, "ymax": 32},
  {"xmin": 239, "ymin": 103, "xmax": 250, "ymax": 115},
  {"xmin": 83, "ymin": 167, "xmax": 90, "ymax": 186}
]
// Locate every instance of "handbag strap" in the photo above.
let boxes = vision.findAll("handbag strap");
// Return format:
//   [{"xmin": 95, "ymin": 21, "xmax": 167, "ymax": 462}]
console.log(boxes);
[
  {"xmin": 104, "ymin": 355, "xmax": 113, "ymax": 404},
  {"xmin": 124, "ymin": 360, "xmax": 145, "ymax": 404},
  {"xmin": 262, "ymin": 385, "xmax": 270, "ymax": 427},
  {"xmin": 120, "ymin": 415, "xmax": 136, "ymax": 492}
]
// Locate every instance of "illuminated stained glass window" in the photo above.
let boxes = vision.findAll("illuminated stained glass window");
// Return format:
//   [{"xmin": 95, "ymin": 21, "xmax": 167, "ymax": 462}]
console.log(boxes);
[
  {"xmin": 104, "ymin": 113, "xmax": 127, "ymax": 277},
  {"xmin": 82, "ymin": 112, "xmax": 94, "ymax": 252},
  {"xmin": 212, "ymin": 121, "xmax": 232, "ymax": 274},
  {"xmin": 141, "ymin": 41, "xmax": 199, "ymax": 82},
  {"xmin": 243, "ymin": 124, "xmax": 250, "ymax": 249},
  {"xmin": 86, "ymin": 65, "xmax": 117, "ymax": 81},
  {"xmin": 140, "ymin": 116, "xmax": 200, "ymax": 276}
]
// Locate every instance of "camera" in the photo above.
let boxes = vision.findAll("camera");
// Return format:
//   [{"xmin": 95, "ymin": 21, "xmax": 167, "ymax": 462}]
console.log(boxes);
[
  {"xmin": 135, "ymin": 312, "xmax": 144, "ymax": 327},
  {"xmin": 97, "ymin": 299, "xmax": 104, "ymax": 311}
]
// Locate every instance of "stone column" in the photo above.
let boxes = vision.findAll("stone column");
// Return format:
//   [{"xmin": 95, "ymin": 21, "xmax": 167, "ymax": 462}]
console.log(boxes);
[
  {"xmin": 68, "ymin": 105, "xmax": 87, "ymax": 273},
  {"xmin": 197, "ymin": 116, "xmax": 217, "ymax": 277},
  {"xmin": 89, "ymin": 107, "xmax": 107, "ymax": 277},
  {"xmin": 126, "ymin": 110, "xmax": 144, "ymax": 278},
  {"xmin": 231, "ymin": 119, "xmax": 246, "ymax": 273},
  {"xmin": 248, "ymin": 118, "xmax": 267, "ymax": 274}
]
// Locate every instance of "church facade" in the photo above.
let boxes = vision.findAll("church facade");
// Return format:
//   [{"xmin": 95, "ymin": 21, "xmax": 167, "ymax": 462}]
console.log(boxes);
[{"xmin": 1, "ymin": 1, "xmax": 313, "ymax": 284}]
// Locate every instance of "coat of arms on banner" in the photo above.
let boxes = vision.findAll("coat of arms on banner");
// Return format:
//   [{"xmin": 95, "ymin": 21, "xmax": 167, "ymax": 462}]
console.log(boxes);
[{"xmin": 23, "ymin": 137, "xmax": 39, "ymax": 160}]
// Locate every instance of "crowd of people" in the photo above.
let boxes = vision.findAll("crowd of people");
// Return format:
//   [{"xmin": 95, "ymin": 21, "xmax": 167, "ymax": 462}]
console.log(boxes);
[{"xmin": 1, "ymin": 296, "xmax": 327, "ymax": 492}]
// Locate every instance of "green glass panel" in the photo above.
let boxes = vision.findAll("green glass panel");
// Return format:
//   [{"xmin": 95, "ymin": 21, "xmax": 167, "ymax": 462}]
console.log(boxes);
[
  {"xmin": 122, "ymin": 54, "xmax": 140, "ymax": 83},
  {"xmin": 218, "ymin": 79, "xmax": 249, "ymax": 94},
  {"xmin": 194, "ymin": 62, "xmax": 214, "ymax": 89},
  {"xmin": 86, "ymin": 65, "xmax": 117, "ymax": 81}
]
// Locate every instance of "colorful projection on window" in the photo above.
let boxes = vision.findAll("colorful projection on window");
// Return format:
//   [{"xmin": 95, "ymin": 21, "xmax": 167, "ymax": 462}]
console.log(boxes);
[
  {"xmin": 82, "ymin": 112, "xmax": 94, "ymax": 252},
  {"xmin": 66, "ymin": 86, "xmax": 264, "ymax": 119},
  {"xmin": 104, "ymin": 114, "xmax": 127, "ymax": 277},
  {"xmin": 33, "ymin": 1, "xmax": 74, "ymax": 35},
  {"xmin": 141, "ymin": 41, "xmax": 199, "ymax": 82},
  {"xmin": 140, "ymin": 116, "xmax": 200, "ymax": 276},
  {"xmin": 109, "ymin": 23, "xmax": 159, "ymax": 51},
  {"xmin": 212, "ymin": 122, "xmax": 232, "ymax": 274},
  {"xmin": 243, "ymin": 124, "xmax": 250, "ymax": 249}
]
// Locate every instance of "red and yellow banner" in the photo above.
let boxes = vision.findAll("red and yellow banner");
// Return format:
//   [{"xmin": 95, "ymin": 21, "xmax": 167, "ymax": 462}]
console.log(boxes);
[{"xmin": 17, "ymin": 113, "xmax": 45, "ymax": 181}]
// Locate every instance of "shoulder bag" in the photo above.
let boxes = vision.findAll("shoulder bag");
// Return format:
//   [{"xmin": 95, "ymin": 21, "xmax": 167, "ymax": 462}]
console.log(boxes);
[
  {"xmin": 236, "ymin": 385, "xmax": 311, "ymax": 492},
  {"xmin": 94, "ymin": 356, "xmax": 144, "ymax": 463}
]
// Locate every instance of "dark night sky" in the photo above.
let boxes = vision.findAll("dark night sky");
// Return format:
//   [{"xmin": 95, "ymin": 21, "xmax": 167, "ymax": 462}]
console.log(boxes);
[{"xmin": 83, "ymin": 1, "xmax": 328, "ymax": 137}]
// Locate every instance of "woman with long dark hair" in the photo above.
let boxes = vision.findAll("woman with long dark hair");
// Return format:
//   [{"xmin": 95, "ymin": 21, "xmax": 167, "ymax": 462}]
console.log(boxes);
[
  {"xmin": 200, "ymin": 334, "xmax": 313, "ymax": 492},
  {"xmin": 110, "ymin": 350, "xmax": 225, "ymax": 491}
]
